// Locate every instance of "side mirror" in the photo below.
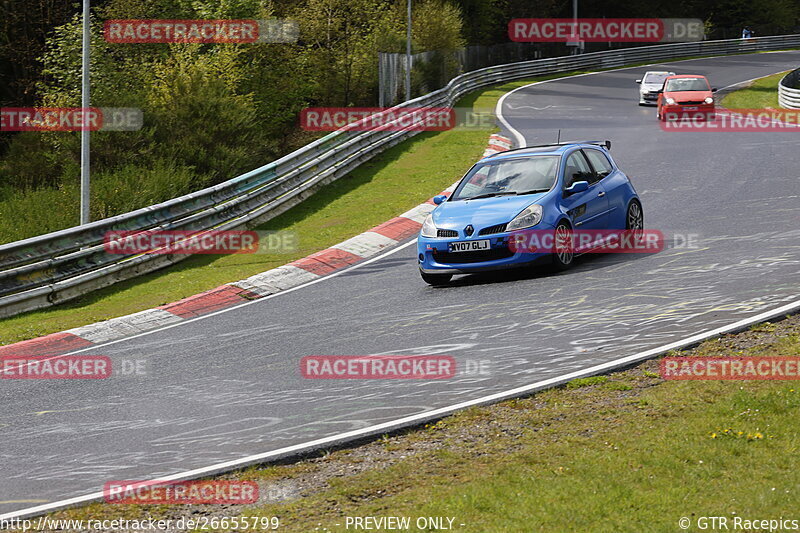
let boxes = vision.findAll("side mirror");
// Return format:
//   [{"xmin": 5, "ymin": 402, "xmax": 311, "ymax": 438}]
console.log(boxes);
[
  {"xmin": 433, "ymin": 194, "xmax": 447, "ymax": 205},
  {"xmin": 635, "ymin": 79, "xmax": 642, "ymax": 84},
  {"xmin": 712, "ymin": 88, "xmax": 718, "ymax": 92},
  {"xmin": 565, "ymin": 180, "xmax": 589, "ymax": 195}
]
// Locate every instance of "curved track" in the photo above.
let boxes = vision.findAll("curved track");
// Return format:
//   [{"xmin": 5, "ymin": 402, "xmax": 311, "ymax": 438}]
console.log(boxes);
[{"xmin": 2, "ymin": 51, "xmax": 800, "ymax": 516}]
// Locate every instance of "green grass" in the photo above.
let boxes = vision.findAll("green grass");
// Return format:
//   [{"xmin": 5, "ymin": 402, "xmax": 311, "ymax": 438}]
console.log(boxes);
[
  {"xmin": 722, "ymin": 71, "xmax": 789, "ymax": 109},
  {"xmin": 566, "ymin": 376, "xmax": 608, "ymax": 389},
  {"xmin": 240, "ymin": 322, "xmax": 800, "ymax": 532},
  {"xmin": 0, "ymin": 76, "xmax": 561, "ymax": 346},
  {"xmin": 751, "ymin": 322, "xmax": 779, "ymax": 333}
]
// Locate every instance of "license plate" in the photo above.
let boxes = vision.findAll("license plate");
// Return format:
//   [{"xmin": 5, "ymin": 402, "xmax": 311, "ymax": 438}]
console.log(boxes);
[
  {"xmin": 448, "ymin": 240, "xmax": 490, "ymax": 253},
  {"xmin": 683, "ymin": 106, "xmax": 698, "ymax": 110}
]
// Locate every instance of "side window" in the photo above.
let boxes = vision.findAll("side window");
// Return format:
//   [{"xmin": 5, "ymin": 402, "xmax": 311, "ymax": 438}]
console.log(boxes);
[
  {"xmin": 563, "ymin": 151, "xmax": 593, "ymax": 187},
  {"xmin": 583, "ymin": 149, "xmax": 614, "ymax": 181}
]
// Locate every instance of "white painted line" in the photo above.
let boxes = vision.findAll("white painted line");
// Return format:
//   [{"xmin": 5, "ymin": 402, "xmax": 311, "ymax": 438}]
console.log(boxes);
[
  {"xmin": 494, "ymin": 54, "xmax": 800, "ymax": 146},
  {"xmin": 496, "ymin": 72, "xmax": 600, "ymax": 147},
  {"xmin": 9, "ymin": 239, "xmax": 420, "ymax": 363},
  {"xmin": 0, "ymin": 144, "xmax": 486, "ymax": 370},
  {"xmin": 4, "ymin": 296, "xmax": 798, "ymax": 520}
]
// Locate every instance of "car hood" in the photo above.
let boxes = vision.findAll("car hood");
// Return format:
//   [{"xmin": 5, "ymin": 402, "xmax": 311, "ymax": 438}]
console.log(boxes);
[
  {"xmin": 432, "ymin": 194, "xmax": 547, "ymax": 230},
  {"xmin": 663, "ymin": 90, "xmax": 712, "ymax": 100},
  {"xmin": 641, "ymin": 83, "xmax": 663, "ymax": 92}
]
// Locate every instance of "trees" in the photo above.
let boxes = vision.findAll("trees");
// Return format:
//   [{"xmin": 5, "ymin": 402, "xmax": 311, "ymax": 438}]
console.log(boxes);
[
  {"xmin": 293, "ymin": 0, "xmax": 401, "ymax": 105},
  {"xmin": 2, "ymin": 0, "xmax": 797, "ymax": 240}
]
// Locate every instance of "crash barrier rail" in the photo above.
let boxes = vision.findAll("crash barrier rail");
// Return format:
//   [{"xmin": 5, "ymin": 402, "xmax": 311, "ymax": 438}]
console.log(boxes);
[
  {"xmin": 1, "ymin": 34, "xmax": 799, "ymax": 318},
  {"xmin": 778, "ymin": 67, "xmax": 800, "ymax": 109}
]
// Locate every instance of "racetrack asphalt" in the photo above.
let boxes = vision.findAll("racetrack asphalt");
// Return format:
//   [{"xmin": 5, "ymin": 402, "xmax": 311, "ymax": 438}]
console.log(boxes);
[{"xmin": 1, "ymin": 50, "xmax": 799, "ymax": 515}]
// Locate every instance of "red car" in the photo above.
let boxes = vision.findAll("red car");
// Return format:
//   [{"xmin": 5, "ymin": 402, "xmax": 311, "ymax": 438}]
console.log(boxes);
[{"xmin": 657, "ymin": 75, "xmax": 716, "ymax": 121}]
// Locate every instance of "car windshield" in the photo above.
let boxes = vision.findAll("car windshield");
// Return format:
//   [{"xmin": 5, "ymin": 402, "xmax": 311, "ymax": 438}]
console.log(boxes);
[
  {"xmin": 644, "ymin": 73, "xmax": 670, "ymax": 84},
  {"xmin": 664, "ymin": 78, "xmax": 710, "ymax": 92},
  {"xmin": 451, "ymin": 156, "xmax": 559, "ymax": 201}
]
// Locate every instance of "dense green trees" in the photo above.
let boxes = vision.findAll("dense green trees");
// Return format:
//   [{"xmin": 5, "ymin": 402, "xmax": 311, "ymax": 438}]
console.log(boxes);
[{"xmin": 0, "ymin": 0, "xmax": 797, "ymax": 241}]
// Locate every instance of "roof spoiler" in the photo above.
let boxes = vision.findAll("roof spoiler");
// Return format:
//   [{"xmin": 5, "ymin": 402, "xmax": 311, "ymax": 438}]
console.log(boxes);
[
  {"xmin": 582, "ymin": 140, "xmax": 612, "ymax": 150},
  {"xmin": 485, "ymin": 140, "xmax": 612, "ymax": 158},
  {"xmin": 547, "ymin": 140, "xmax": 611, "ymax": 150}
]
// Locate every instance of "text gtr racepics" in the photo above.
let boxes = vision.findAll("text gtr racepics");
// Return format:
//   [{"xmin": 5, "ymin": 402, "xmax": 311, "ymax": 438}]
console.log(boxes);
[{"xmin": 417, "ymin": 141, "xmax": 644, "ymax": 285}]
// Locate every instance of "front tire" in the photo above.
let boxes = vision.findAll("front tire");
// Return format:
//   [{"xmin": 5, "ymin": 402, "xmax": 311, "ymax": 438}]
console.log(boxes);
[
  {"xmin": 420, "ymin": 271, "xmax": 452, "ymax": 286},
  {"xmin": 550, "ymin": 222, "xmax": 574, "ymax": 272}
]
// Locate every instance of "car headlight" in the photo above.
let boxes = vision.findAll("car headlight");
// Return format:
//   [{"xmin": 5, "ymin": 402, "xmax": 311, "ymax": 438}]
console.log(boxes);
[
  {"xmin": 421, "ymin": 214, "xmax": 437, "ymax": 238},
  {"xmin": 666, "ymin": 97, "xmax": 676, "ymax": 105},
  {"xmin": 704, "ymin": 97, "xmax": 714, "ymax": 104},
  {"xmin": 506, "ymin": 205, "xmax": 543, "ymax": 231}
]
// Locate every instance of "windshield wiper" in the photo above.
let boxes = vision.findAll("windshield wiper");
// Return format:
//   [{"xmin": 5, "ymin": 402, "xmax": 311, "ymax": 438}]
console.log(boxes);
[
  {"xmin": 514, "ymin": 188, "xmax": 550, "ymax": 195},
  {"xmin": 464, "ymin": 191, "xmax": 518, "ymax": 200}
]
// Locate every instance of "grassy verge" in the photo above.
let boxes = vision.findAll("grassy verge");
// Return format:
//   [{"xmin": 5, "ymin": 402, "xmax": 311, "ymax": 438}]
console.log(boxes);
[
  {"xmin": 721, "ymin": 71, "xmax": 789, "ymax": 109},
  {"xmin": 49, "ymin": 314, "xmax": 800, "ymax": 531},
  {"xmin": 0, "ymin": 75, "xmax": 580, "ymax": 346}
]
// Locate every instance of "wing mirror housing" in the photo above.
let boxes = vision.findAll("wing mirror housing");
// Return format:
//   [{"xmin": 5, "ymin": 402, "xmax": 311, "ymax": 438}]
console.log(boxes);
[
  {"xmin": 565, "ymin": 180, "xmax": 589, "ymax": 195},
  {"xmin": 712, "ymin": 87, "xmax": 718, "ymax": 92},
  {"xmin": 635, "ymin": 79, "xmax": 642, "ymax": 84},
  {"xmin": 433, "ymin": 194, "xmax": 448, "ymax": 205}
]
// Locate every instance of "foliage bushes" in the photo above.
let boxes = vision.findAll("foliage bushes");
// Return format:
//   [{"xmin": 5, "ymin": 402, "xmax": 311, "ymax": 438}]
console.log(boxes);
[
  {"xmin": 1, "ymin": 0, "xmax": 797, "ymax": 243},
  {"xmin": 0, "ymin": 0, "xmax": 467, "ymax": 243}
]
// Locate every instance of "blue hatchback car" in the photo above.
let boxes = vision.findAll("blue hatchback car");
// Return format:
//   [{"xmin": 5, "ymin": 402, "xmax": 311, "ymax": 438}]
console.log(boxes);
[{"xmin": 417, "ymin": 141, "xmax": 643, "ymax": 285}]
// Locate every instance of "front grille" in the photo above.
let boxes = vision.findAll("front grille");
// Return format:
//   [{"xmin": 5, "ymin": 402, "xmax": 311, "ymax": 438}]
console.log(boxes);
[
  {"xmin": 437, "ymin": 229, "xmax": 458, "ymax": 238},
  {"xmin": 677, "ymin": 100, "xmax": 705, "ymax": 105},
  {"xmin": 479, "ymin": 223, "xmax": 507, "ymax": 236},
  {"xmin": 434, "ymin": 247, "xmax": 514, "ymax": 264}
]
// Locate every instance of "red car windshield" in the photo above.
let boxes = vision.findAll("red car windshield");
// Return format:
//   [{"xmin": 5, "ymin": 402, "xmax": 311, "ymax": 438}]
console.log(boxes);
[{"xmin": 664, "ymin": 78, "xmax": 710, "ymax": 92}]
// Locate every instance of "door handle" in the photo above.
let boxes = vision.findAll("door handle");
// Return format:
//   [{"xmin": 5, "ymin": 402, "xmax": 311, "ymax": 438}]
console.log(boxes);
[{"xmin": 597, "ymin": 191, "xmax": 606, "ymax": 197}]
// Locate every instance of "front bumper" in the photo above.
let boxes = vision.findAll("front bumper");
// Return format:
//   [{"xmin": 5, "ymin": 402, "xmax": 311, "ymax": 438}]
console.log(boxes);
[
  {"xmin": 661, "ymin": 103, "xmax": 715, "ymax": 120},
  {"xmin": 417, "ymin": 226, "xmax": 554, "ymax": 274},
  {"xmin": 640, "ymin": 91, "xmax": 659, "ymax": 104}
]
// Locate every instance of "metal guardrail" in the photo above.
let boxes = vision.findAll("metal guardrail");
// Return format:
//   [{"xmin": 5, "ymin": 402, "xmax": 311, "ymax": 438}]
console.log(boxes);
[
  {"xmin": 779, "ymin": 67, "xmax": 800, "ymax": 108},
  {"xmin": 1, "ymin": 35, "xmax": 799, "ymax": 318}
]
